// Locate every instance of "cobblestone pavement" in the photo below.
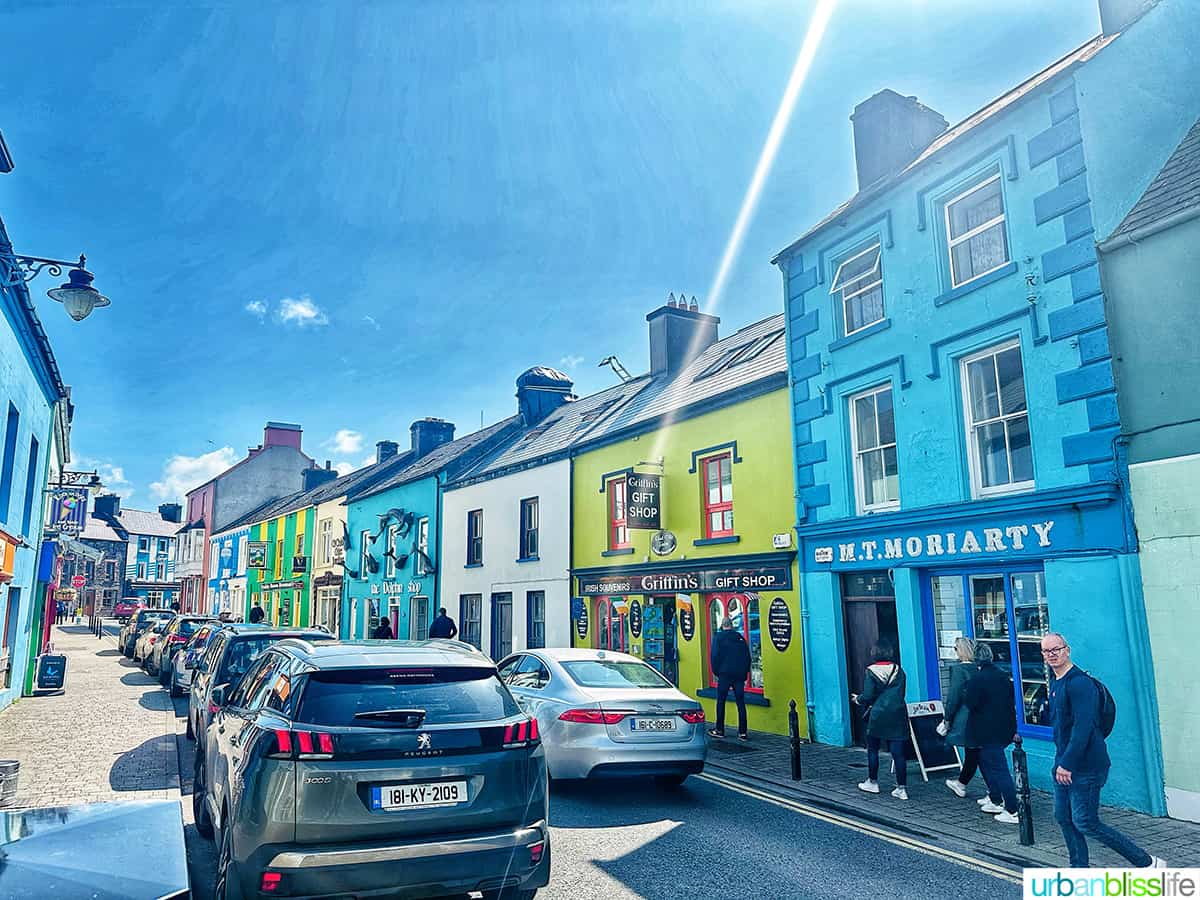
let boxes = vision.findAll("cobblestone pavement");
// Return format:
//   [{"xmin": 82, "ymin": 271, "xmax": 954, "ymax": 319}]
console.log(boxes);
[
  {"xmin": 706, "ymin": 729, "xmax": 1200, "ymax": 869},
  {"xmin": 0, "ymin": 622, "xmax": 179, "ymax": 809}
]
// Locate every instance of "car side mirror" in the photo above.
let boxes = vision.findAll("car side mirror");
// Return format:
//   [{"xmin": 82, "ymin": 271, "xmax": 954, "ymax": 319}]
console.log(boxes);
[{"xmin": 211, "ymin": 684, "xmax": 229, "ymax": 707}]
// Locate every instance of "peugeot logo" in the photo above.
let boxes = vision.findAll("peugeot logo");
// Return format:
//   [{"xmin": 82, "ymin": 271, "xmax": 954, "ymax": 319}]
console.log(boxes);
[{"xmin": 417, "ymin": 733, "xmax": 432, "ymax": 750}]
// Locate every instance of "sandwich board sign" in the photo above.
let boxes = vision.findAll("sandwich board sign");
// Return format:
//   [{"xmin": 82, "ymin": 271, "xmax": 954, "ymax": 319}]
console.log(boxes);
[{"xmin": 906, "ymin": 700, "xmax": 962, "ymax": 782}]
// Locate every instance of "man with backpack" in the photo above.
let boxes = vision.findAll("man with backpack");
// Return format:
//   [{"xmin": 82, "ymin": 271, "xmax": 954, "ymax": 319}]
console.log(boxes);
[{"xmin": 1043, "ymin": 632, "xmax": 1165, "ymax": 868}]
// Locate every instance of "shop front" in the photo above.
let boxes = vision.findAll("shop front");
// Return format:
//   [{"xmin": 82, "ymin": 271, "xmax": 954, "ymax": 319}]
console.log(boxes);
[
  {"xmin": 574, "ymin": 554, "xmax": 802, "ymax": 736},
  {"xmin": 257, "ymin": 578, "xmax": 303, "ymax": 626},
  {"xmin": 796, "ymin": 483, "xmax": 1165, "ymax": 813}
]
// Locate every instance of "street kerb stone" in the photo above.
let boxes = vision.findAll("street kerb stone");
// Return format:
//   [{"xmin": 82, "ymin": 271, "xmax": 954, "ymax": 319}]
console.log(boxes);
[{"xmin": 0, "ymin": 623, "xmax": 182, "ymax": 809}]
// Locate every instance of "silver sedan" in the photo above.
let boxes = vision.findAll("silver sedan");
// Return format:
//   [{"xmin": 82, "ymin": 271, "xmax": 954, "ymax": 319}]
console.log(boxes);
[{"xmin": 497, "ymin": 648, "xmax": 707, "ymax": 785}]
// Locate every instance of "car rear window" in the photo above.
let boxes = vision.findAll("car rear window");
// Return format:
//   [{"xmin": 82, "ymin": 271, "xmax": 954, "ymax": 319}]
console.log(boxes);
[
  {"xmin": 217, "ymin": 634, "xmax": 332, "ymax": 684},
  {"xmin": 136, "ymin": 610, "xmax": 172, "ymax": 627},
  {"xmin": 179, "ymin": 619, "xmax": 209, "ymax": 637},
  {"xmin": 561, "ymin": 660, "xmax": 672, "ymax": 689},
  {"xmin": 296, "ymin": 667, "xmax": 519, "ymax": 728}
]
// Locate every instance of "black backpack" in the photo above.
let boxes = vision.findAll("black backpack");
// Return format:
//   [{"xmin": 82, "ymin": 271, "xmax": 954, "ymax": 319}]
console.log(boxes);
[{"xmin": 1083, "ymin": 670, "xmax": 1117, "ymax": 738}]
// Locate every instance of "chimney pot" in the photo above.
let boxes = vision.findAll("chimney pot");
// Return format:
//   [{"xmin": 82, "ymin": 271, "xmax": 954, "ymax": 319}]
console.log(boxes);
[
  {"xmin": 850, "ymin": 89, "xmax": 948, "ymax": 189},
  {"xmin": 667, "ymin": 292, "xmax": 676, "ymax": 308}
]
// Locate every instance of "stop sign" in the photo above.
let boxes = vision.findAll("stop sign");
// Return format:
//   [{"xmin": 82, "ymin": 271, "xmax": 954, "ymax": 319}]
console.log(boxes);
[{"xmin": 71, "ymin": 575, "xmax": 85, "ymax": 588}]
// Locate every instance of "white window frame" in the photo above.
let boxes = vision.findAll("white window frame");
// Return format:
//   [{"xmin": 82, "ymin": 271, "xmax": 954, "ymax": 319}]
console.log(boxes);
[
  {"xmin": 960, "ymin": 339, "xmax": 1035, "ymax": 499},
  {"xmin": 237, "ymin": 536, "xmax": 248, "ymax": 575},
  {"xmin": 360, "ymin": 530, "xmax": 372, "ymax": 581},
  {"xmin": 385, "ymin": 524, "xmax": 399, "ymax": 579},
  {"xmin": 829, "ymin": 242, "xmax": 884, "ymax": 337},
  {"xmin": 318, "ymin": 517, "xmax": 332, "ymax": 565},
  {"xmin": 210, "ymin": 542, "xmax": 219, "ymax": 573},
  {"xmin": 944, "ymin": 172, "xmax": 1009, "ymax": 289},
  {"xmin": 416, "ymin": 517, "xmax": 430, "ymax": 575},
  {"xmin": 848, "ymin": 384, "xmax": 900, "ymax": 514}
]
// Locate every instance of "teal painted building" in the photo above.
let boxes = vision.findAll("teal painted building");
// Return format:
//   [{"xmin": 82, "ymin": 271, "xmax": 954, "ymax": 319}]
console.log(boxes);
[{"xmin": 774, "ymin": 0, "xmax": 1199, "ymax": 814}]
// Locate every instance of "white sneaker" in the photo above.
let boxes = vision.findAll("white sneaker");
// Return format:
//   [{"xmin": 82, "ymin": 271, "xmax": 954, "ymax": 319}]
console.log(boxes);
[
  {"xmin": 980, "ymin": 800, "xmax": 1005, "ymax": 814},
  {"xmin": 891, "ymin": 786, "xmax": 909, "ymax": 801},
  {"xmin": 857, "ymin": 779, "xmax": 880, "ymax": 794},
  {"xmin": 977, "ymin": 796, "xmax": 992, "ymax": 806},
  {"xmin": 945, "ymin": 778, "xmax": 967, "ymax": 798},
  {"xmin": 994, "ymin": 810, "xmax": 1019, "ymax": 824}
]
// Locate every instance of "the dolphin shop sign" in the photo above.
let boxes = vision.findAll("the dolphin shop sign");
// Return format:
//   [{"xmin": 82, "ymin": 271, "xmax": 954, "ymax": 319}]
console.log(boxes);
[{"xmin": 812, "ymin": 519, "xmax": 1059, "ymax": 568}]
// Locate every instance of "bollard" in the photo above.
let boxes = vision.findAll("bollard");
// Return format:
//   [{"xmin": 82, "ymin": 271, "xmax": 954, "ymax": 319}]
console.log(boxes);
[
  {"xmin": 1012, "ymin": 734, "xmax": 1035, "ymax": 846},
  {"xmin": 788, "ymin": 699, "xmax": 803, "ymax": 781}
]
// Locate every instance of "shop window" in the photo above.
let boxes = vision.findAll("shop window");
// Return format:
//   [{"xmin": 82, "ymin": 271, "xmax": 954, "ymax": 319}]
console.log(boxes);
[
  {"xmin": 385, "ymin": 524, "xmax": 399, "ymax": 579},
  {"xmin": 701, "ymin": 453, "xmax": 734, "ymax": 538},
  {"xmin": 467, "ymin": 509, "xmax": 483, "ymax": 565},
  {"xmin": 526, "ymin": 590, "xmax": 546, "ymax": 649},
  {"xmin": 459, "ymin": 593, "xmax": 482, "ymax": 650},
  {"xmin": 849, "ymin": 385, "xmax": 899, "ymax": 513},
  {"xmin": 830, "ymin": 242, "xmax": 884, "ymax": 337},
  {"xmin": 608, "ymin": 479, "xmax": 630, "ymax": 550},
  {"xmin": 318, "ymin": 518, "xmax": 333, "ymax": 565},
  {"xmin": 929, "ymin": 569, "xmax": 1052, "ymax": 734},
  {"xmin": 595, "ymin": 597, "xmax": 628, "ymax": 652},
  {"xmin": 416, "ymin": 517, "xmax": 430, "ymax": 574},
  {"xmin": 961, "ymin": 340, "xmax": 1033, "ymax": 497},
  {"xmin": 705, "ymin": 593, "xmax": 763, "ymax": 694},
  {"xmin": 944, "ymin": 171, "xmax": 1009, "ymax": 288},
  {"xmin": 519, "ymin": 497, "xmax": 539, "ymax": 560}
]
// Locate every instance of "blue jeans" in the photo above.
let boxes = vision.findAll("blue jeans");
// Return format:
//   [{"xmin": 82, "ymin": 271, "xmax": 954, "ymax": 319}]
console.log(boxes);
[
  {"xmin": 867, "ymin": 737, "xmax": 907, "ymax": 786},
  {"xmin": 977, "ymin": 745, "xmax": 1017, "ymax": 813},
  {"xmin": 1053, "ymin": 767, "xmax": 1151, "ymax": 868}
]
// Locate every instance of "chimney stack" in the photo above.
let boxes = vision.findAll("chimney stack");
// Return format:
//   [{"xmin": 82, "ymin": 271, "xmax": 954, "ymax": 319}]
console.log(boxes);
[
  {"xmin": 850, "ymin": 89, "xmax": 948, "ymax": 190},
  {"xmin": 158, "ymin": 502, "xmax": 182, "ymax": 523},
  {"xmin": 93, "ymin": 494, "xmax": 121, "ymax": 520},
  {"xmin": 1098, "ymin": 0, "xmax": 1155, "ymax": 34},
  {"xmin": 376, "ymin": 440, "xmax": 399, "ymax": 464},
  {"xmin": 410, "ymin": 418, "xmax": 456, "ymax": 458},
  {"xmin": 302, "ymin": 466, "xmax": 338, "ymax": 491},
  {"xmin": 647, "ymin": 293, "xmax": 720, "ymax": 378},
  {"xmin": 516, "ymin": 368, "xmax": 575, "ymax": 427},
  {"xmin": 262, "ymin": 421, "xmax": 303, "ymax": 451}
]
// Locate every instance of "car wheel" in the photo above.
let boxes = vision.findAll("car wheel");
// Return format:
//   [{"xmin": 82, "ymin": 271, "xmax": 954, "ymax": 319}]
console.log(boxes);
[
  {"xmin": 193, "ymin": 754, "xmax": 214, "ymax": 839},
  {"xmin": 169, "ymin": 670, "xmax": 183, "ymax": 698},
  {"xmin": 214, "ymin": 807, "xmax": 242, "ymax": 900},
  {"xmin": 159, "ymin": 663, "xmax": 171, "ymax": 687},
  {"xmin": 654, "ymin": 774, "xmax": 689, "ymax": 788},
  {"xmin": 185, "ymin": 710, "xmax": 194, "ymax": 739}
]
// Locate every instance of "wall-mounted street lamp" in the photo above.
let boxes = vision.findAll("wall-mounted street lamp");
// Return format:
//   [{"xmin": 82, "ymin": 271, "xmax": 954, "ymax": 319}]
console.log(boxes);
[{"xmin": 0, "ymin": 251, "xmax": 110, "ymax": 321}]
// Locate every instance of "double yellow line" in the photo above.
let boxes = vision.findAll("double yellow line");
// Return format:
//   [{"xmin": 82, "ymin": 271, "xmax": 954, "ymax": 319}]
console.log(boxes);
[{"xmin": 699, "ymin": 771, "xmax": 1022, "ymax": 884}]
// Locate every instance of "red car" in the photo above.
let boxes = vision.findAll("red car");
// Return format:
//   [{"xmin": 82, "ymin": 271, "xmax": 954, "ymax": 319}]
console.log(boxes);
[{"xmin": 113, "ymin": 598, "xmax": 141, "ymax": 623}]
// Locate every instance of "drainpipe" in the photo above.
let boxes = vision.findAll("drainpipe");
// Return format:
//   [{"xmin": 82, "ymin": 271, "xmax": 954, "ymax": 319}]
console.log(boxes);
[
  {"xmin": 568, "ymin": 455, "xmax": 576, "ymax": 650},
  {"xmin": 795, "ymin": 531, "xmax": 817, "ymax": 740}
]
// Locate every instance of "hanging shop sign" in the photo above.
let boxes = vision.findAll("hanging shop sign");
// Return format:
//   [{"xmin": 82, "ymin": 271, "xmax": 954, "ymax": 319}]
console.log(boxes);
[
  {"xmin": 577, "ymin": 563, "xmax": 792, "ymax": 597},
  {"xmin": 629, "ymin": 599, "xmax": 642, "ymax": 638},
  {"xmin": 313, "ymin": 571, "xmax": 343, "ymax": 588},
  {"xmin": 291, "ymin": 555, "xmax": 308, "ymax": 574},
  {"xmin": 768, "ymin": 597, "xmax": 792, "ymax": 652},
  {"xmin": 651, "ymin": 529, "xmax": 676, "ymax": 556},
  {"xmin": 247, "ymin": 542, "xmax": 268, "ymax": 568},
  {"xmin": 626, "ymin": 473, "xmax": 661, "ymax": 530},
  {"xmin": 678, "ymin": 601, "xmax": 695, "ymax": 642},
  {"xmin": 49, "ymin": 489, "xmax": 88, "ymax": 535},
  {"xmin": 575, "ymin": 603, "xmax": 588, "ymax": 640}
]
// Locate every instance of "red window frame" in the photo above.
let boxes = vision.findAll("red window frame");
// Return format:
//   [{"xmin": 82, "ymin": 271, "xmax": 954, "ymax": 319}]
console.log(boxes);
[
  {"xmin": 595, "ymin": 596, "xmax": 628, "ymax": 652},
  {"xmin": 705, "ymin": 592, "xmax": 763, "ymax": 694},
  {"xmin": 701, "ymin": 453, "xmax": 734, "ymax": 539},
  {"xmin": 608, "ymin": 478, "xmax": 630, "ymax": 550}
]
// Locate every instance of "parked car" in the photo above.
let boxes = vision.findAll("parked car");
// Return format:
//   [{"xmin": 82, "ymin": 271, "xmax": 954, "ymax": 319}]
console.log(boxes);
[
  {"xmin": 186, "ymin": 625, "xmax": 334, "ymax": 748},
  {"xmin": 195, "ymin": 638, "xmax": 549, "ymax": 900},
  {"xmin": 135, "ymin": 622, "xmax": 168, "ymax": 666},
  {"xmin": 497, "ymin": 648, "xmax": 707, "ymax": 786},
  {"xmin": 119, "ymin": 608, "xmax": 172, "ymax": 657},
  {"xmin": 113, "ymin": 598, "xmax": 140, "ymax": 623},
  {"xmin": 168, "ymin": 622, "xmax": 220, "ymax": 698},
  {"xmin": 151, "ymin": 615, "xmax": 217, "ymax": 681}
]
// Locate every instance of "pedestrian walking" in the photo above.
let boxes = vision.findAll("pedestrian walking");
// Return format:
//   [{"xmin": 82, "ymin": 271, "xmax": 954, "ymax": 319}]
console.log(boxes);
[
  {"xmin": 854, "ymin": 640, "xmax": 909, "ymax": 800},
  {"xmin": 1043, "ymin": 632, "xmax": 1166, "ymax": 868},
  {"xmin": 428, "ymin": 607, "xmax": 458, "ymax": 639},
  {"xmin": 963, "ymin": 643, "xmax": 1020, "ymax": 824},
  {"xmin": 54, "ymin": 599, "xmax": 64, "ymax": 624},
  {"xmin": 708, "ymin": 616, "xmax": 751, "ymax": 741},
  {"xmin": 940, "ymin": 636, "xmax": 987, "ymax": 799},
  {"xmin": 248, "ymin": 605, "xmax": 265, "ymax": 624},
  {"xmin": 373, "ymin": 618, "xmax": 394, "ymax": 640}
]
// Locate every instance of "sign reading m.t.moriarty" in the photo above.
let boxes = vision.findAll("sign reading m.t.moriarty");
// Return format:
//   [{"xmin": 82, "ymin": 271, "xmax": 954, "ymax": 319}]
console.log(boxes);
[{"xmin": 626, "ymin": 473, "xmax": 661, "ymax": 530}]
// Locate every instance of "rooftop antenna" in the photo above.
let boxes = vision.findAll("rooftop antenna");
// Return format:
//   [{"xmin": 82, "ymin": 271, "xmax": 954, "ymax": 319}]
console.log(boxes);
[{"xmin": 598, "ymin": 355, "xmax": 633, "ymax": 384}]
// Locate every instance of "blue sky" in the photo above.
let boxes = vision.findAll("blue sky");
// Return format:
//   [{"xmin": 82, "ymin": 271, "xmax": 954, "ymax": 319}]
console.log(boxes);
[{"xmin": 1, "ymin": 0, "xmax": 1100, "ymax": 505}]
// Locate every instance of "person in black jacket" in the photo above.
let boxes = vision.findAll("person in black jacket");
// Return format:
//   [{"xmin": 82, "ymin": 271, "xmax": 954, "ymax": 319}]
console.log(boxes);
[
  {"xmin": 939, "ymin": 637, "xmax": 987, "ymax": 799},
  {"xmin": 248, "ymin": 605, "xmax": 265, "ymax": 624},
  {"xmin": 854, "ymin": 640, "xmax": 909, "ymax": 800},
  {"xmin": 709, "ymin": 617, "xmax": 751, "ymax": 741},
  {"xmin": 373, "ymin": 618, "xmax": 395, "ymax": 640},
  {"xmin": 428, "ymin": 608, "xmax": 458, "ymax": 639},
  {"xmin": 963, "ymin": 643, "xmax": 1019, "ymax": 823}
]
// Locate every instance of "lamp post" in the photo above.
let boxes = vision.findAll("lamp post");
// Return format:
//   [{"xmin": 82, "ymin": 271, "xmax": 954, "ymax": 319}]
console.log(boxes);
[{"xmin": 0, "ymin": 251, "xmax": 111, "ymax": 321}]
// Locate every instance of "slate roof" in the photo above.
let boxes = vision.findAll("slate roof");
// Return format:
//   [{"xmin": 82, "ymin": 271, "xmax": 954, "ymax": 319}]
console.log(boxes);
[
  {"xmin": 116, "ymin": 508, "xmax": 183, "ymax": 537},
  {"xmin": 772, "ymin": 34, "xmax": 1117, "ymax": 262},
  {"xmin": 1108, "ymin": 118, "xmax": 1200, "ymax": 241},
  {"xmin": 79, "ymin": 516, "xmax": 124, "ymax": 543}
]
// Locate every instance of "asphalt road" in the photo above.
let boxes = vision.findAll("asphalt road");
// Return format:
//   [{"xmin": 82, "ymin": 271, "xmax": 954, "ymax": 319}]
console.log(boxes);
[{"xmin": 172, "ymin": 694, "xmax": 1018, "ymax": 900}]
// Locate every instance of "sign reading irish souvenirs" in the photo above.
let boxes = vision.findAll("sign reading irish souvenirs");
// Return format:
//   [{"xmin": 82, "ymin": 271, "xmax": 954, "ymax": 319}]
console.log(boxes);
[
  {"xmin": 576, "ymin": 564, "xmax": 792, "ymax": 597},
  {"xmin": 626, "ymin": 473, "xmax": 661, "ymax": 530}
]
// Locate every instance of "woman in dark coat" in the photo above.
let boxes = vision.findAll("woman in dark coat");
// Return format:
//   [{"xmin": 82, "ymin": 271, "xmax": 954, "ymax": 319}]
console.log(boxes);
[
  {"xmin": 854, "ymin": 640, "xmax": 910, "ymax": 800},
  {"xmin": 940, "ymin": 636, "xmax": 987, "ymax": 798},
  {"xmin": 372, "ymin": 618, "xmax": 394, "ymax": 640}
]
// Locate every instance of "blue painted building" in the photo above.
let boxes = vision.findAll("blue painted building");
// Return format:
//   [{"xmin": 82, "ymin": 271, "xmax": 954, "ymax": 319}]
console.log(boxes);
[
  {"xmin": 207, "ymin": 522, "xmax": 253, "ymax": 617},
  {"xmin": 343, "ymin": 418, "xmax": 517, "ymax": 641},
  {"xmin": 773, "ymin": 0, "xmax": 1198, "ymax": 814},
  {"xmin": 116, "ymin": 504, "xmax": 183, "ymax": 605}
]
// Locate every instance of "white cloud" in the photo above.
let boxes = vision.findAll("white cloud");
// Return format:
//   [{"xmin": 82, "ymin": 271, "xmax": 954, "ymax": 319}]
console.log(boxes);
[
  {"xmin": 150, "ymin": 447, "xmax": 239, "ymax": 501},
  {"xmin": 332, "ymin": 460, "xmax": 356, "ymax": 476},
  {"xmin": 244, "ymin": 299, "xmax": 267, "ymax": 321},
  {"xmin": 326, "ymin": 429, "xmax": 363, "ymax": 454},
  {"xmin": 76, "ymin": 456, "xmax": 134, "ymax": 499},
  {"xmin": 278, "ymin": 295, "xmax": 329, "ymax": 327},
  {"xmin": 560, "ymin": 354, "xmax": 585, "ymax": 370},
  {"xmin": 362, "ymin": 315, "xmax": 381, "ymax": 331}
]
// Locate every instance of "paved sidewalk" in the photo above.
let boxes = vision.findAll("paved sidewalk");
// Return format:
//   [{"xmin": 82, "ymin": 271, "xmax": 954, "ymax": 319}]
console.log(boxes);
[
  {"xmin": 705, "ymin": 730, "xmax": 1200, "ymax": 871},
  {"xmin": 0, "ymin": 622, "xmax": 180, "ymax": 809}
]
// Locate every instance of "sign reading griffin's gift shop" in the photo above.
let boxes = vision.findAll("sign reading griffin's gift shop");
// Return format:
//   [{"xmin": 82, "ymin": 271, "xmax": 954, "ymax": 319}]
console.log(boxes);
[
  {"xmin": 626, "ymin": 473, "xmax": 661, "ymax": 530},
  {"xmin": 577, "ymin": 563, "xmax": 792, "ymax": 596}
]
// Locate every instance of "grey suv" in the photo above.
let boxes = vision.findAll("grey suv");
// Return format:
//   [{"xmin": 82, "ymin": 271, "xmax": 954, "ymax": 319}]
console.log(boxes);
[{"xmin": 194, "ymin": 639, "xmax": 550, "ymax": 900}]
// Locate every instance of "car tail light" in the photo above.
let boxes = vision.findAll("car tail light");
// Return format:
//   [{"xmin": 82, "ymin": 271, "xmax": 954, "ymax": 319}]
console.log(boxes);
[
  {"xmin": 679, "ymin": 709, "xmax": 705, "ymax": 724},
  {"xmin": 558, "ymin": 708, "xmax": 630, "ymax": 725},
  {"xmin": 502, "ymin": 717, "xmax": 541, "ymax": 748},
  {"xmin": 260, "ymin": 871, "xmax": 282, "ymax": 892},
  {"xmin": 528, "ymin": 839, "xmax": 546, "ymax": 864},
  {"xmin": 269, "ymin": 728, "xmax": 335, "ymax": 759},
  {"xmin": 168, "ymin": 634, "xmax": 186, "ymax": 644}
]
